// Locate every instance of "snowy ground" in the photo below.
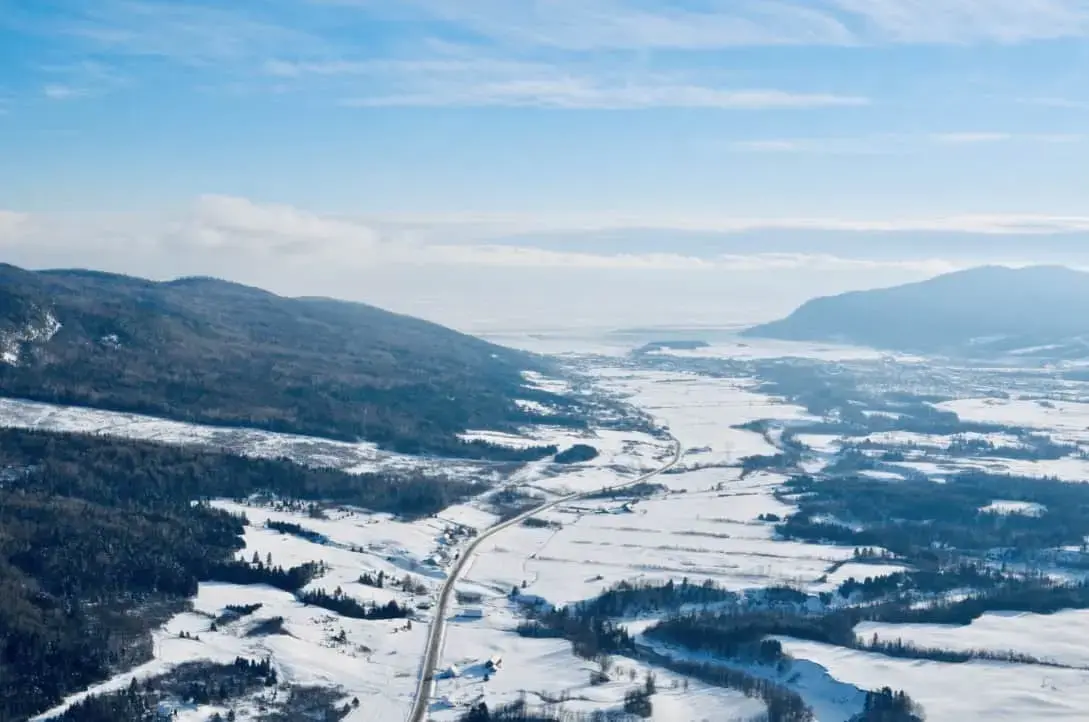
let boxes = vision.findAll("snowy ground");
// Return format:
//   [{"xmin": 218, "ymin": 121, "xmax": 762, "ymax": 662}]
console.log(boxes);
[
  {"xmin": 981, "ymin": 500, "xmax": 1047, "ymax": 516},
  {"xmin": 0, "ymin": 396, "xmax": 487, "ymax": 479},
  {"xmin": 30, "ymin": 331, "xmax": 1089, "ymax": 721},
  {"xmin": 431, "ymin": 604, "xmax": 766, "ymax": 722},
  {"xmin": 777, "ymin": 638, "xmax": 1089, "ymax": 722},
  {"xmin": 938, "ymin": 397, "xmax": 1089, "ymax": 443},
  {"xmin": 595, "ymin": 368, "xmax": 817, "ymax": 470},
  {"xmin": 429, "ymin": 363, "xmax": 896, "ymax": 720},
  {"xmin": 855, "ymin": 610, "xmax": 1089, "ymax": 670},
  {"xmin": 32, "ymin": 503, "xmax": 451, "ymax": 722}
]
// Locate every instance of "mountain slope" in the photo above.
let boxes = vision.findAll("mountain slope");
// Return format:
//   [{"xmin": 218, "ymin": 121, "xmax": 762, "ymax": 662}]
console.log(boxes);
[
  {"xmin": 742, "ymin": 265, "xmax": 1089, "ymax": 357},
  {"xmin": 0, "ymin": 264, "xmax": 564, "ymax": 452}
]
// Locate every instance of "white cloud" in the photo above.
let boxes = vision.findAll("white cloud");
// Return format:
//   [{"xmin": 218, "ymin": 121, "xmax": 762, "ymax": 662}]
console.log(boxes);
[
  {"xmin": 1022, "ymin": 97, "xmax": 1089, "ymax": 110},
  {"xmin": 343, "ymin": 79, "xmax": 866, "ymax": 110},
  {"xmin": 60, "ymin": 1, "xmax": 324, "ymax": 65},
  {"xmin": 830, "ymin": 0, "xmax": 1089, "ymax": 44},
  {"xmin": 172, "ymin": 195, "xmax": 382, "ymax": 257},
  {"xmin": 42, "ymin": 83, "xmax": 89, "ymax": 100},
  {"xmin": 5, "ymin": 197, "xmax": 1089, "ymax": 330},
  {"xmin": 4, "ymin": 198, "xmax": 1089, "ymax": 270},
  {"xmin": 346, "ymin": 0, "xmax": 1089, "ymax": 49},
  {"xmin": 265, "ymin": 55, "xmax": 865, "ymax": 110},
  {"xmin": 728, "ymin": 132, "xmax": 1083, "ymax": 153}
]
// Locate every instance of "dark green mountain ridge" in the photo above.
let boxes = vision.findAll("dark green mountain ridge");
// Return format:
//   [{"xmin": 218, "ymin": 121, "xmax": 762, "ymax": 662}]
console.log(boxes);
[{"xmin": 0, "ymin": 263, "xmax": 567, "ymax": 453}]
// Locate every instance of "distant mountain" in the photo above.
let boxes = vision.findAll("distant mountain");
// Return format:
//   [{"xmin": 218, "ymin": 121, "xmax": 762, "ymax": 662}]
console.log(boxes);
[
  {"xmin": 742, "ymin": 265, "xmax": 1089, "ymax": 359},
  {"xmin": 0, "ymin": 263, "xmax": 570, "ymax": 453}
]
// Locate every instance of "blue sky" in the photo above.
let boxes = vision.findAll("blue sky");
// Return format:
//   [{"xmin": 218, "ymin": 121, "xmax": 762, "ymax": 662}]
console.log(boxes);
[{"xmin": 2, "ymin": 1, "xmax": 1089, "ymax": 328}]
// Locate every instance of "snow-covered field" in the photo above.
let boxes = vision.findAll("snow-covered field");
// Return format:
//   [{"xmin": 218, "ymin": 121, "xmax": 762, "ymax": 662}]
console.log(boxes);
[
  {"xmin": 938, "ymin": 397, "xmax": 1089, "ymax": 443},
  {"xmin": 460, "ymin": 470, "xmax": 858, "ymax": 608},
  {"xmin": 0, "ymin": 396, "xmax": 477, "ymax": 478},
  {"xmin": 596, "ymin": 368, "xmax": 817, "ymax": 470},
  {"xmin": 855, "ymin": 610, "xmax": 1089, "ymax": 670},
  {"xmin": 980, "ymin": 500, "xmax": 1047, "ymax": 516},
  {"xmin": 778, "ymin": 638, "xmax": 1089, "ymax": 722}
]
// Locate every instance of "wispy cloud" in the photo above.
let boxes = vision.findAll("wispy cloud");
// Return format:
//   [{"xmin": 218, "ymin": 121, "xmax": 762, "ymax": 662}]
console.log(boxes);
[
  {"xmin": 342, "ymin": 81, "xmax": 867, "ymax": 110},
  {"xmin": 62, "ymin": 1, "xmax": 324, "ymax": 65},
  {"xmin": 728, "ymin": 132, "xmax": 1083, "ymax": 153},
  {"xmin": 1020, "ymin": 97, "xmax": 1089, "ymax": 110},
  {"xmin": 345, "ymin": 0, "xmax": 1089, "ymax": 49},
  {"xmin": 269, "ymin": 55, "xmax": 865, "ymax": 110},
  {"xmin": 728, "ymin": 136, "xmax": 895, "ymax": 155},
  {"xmin": 42, "ymin": 83, "xmax": 90, "ymax": 100},
  {"xmin": 7, "ymin": 197, "xmax": 1089, "ymax": 257},
  {"xmin": 931, "ymin": 131, "xmax": 1083, "ymax": 144},
  {"xmin": 830, "ymin": 0, "xmax": 1089, "ymax": 44},
  {"xmin": 0, "ymin": 200, "xmax": 979, "ymax": 274},
  {"xmin": 39, "ymin": 60, "xmax": 126, "ymax": 101}
]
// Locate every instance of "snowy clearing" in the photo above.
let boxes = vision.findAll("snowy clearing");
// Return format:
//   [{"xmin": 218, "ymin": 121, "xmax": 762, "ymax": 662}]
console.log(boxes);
[{"xmin": 778, "ymin": 637, "xmax": 1089, "ymax": 722}]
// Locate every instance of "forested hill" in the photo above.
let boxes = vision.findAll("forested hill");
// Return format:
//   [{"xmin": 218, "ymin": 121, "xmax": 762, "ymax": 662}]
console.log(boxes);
[
  {"xmin": 743, "ymin": 265, "xmax": 1089, "ymax": 358},
  {"xmin": 0, "ymin": 426, "xmax": 483, "ymax": 721},
  {"xmin": 0, "ymin": 263, "xmax": 568, "ymax": 453}
]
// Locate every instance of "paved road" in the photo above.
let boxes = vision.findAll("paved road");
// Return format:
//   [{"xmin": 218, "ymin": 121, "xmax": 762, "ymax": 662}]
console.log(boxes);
[{"xmin": 406, "ymin": 439, "xmax": 683, "ymax": 722}]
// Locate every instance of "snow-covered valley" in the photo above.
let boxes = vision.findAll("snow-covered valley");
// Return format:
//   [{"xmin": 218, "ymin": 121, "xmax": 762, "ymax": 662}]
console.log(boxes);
[{"xmin": 14, "ymin": 333, "xmax": 1089, "ymax": 722}]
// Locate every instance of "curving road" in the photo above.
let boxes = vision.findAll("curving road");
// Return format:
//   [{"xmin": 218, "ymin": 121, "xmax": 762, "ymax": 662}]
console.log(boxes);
[{"xmin": 406, "ymin": 438, "xmax": 683, "ymax": 722}]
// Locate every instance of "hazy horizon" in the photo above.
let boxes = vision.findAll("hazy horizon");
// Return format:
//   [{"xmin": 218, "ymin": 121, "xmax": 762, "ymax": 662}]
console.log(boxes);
[{"xmin": 5, "ymin": 235, "xmax": 1089, "ymax": 334}]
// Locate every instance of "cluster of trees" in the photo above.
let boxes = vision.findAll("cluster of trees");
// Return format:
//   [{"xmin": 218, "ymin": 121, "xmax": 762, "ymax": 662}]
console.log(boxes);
[
  {"xmin": 852, "ymin": 688, "xmax": 926, "ymax": 722},
  {"xmin": 648, "ymin": 610, "xmax": 854, "ymax": 662},
  {"xmin": 872, "ymin": 575, "xmax": 1089, "ymax": 628},
  {"xmin": 584, "ymin": 483, "xmax": 666, "ymax": 501},
  {"xmin": 740, "ymin": 452, "xmax": 798, "ymax": 477},
  {"xmin": 775, "ymin": 469, "xmax": 1089, "ymax": 559},
  {"xmin": 216, "ymin": 603, "xmax": 264, "ymax": 625},
  {"xmin": 455, "ymin": 439, "xmax": 561, "ymax": 462},
  {"xmin": 859, "ymin": 634, "xmax": 1063, "ymax": 668},
  {"xmin": 574, "ymin": 578, "xmax": 738, "ymax": 618},
  {"xmin": 838, "ymin": 564, "xmax": 1004, "ymax": 602},
  {"xmin": 297, "ymin": 588, "xmax": 411, "ymax": 620},
  {"xmin": 522, "ymin": 517, "xmax": 563, "ymax": 530},
  {"xmin": 265, "ymin": 519, "xmax": 328, "ymax": 544},
  {"xmin": 490, "ymin": 487, "xmax": 546, "ymax": 520},
  {"xmin": 554, "ymin": 444, "xmax": 600, "ymax": 465},
  {"xmin": 358, "ymin": 570, "xmax": 428, "ymax": 595},
  {"xmin": 622, "ymin": 674, "xmax": 656, "ymax": 718},
  {"xmin": 358, "ymin": 571, "xmax": 388, "ymax": 588},
  {"xmin": 56, "ymin": 658, "xmax": 275, "ymax": 722},
  {"xmin": 208, "ymin": 558, "xmax": 324, "ymax": 593},
  {"xmin": 517, "ymin": 614, "xmax": 634, "ymax": 660}
]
